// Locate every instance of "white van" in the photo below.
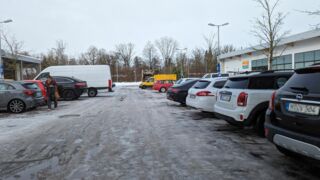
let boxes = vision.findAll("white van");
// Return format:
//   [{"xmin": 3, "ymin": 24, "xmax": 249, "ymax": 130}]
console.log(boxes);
[{"xmin": 35, "ymin": 65, "xmax": 113, "ymax": 97}]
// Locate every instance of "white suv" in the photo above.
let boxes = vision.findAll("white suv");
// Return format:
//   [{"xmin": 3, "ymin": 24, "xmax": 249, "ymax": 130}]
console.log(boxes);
[
  {"xmin": 214, "ymin": 71, "xmax": 293, "ymax": 136},
  {"xmin": 186, "ymin": 77, "xmax": 228, "ymax": 113}
]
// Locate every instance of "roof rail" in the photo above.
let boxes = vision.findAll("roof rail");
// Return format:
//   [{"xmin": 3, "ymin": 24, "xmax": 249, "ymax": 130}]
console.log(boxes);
[
  {"xmin": 312, "ymin": 62, "xmax": 320, "ymax": 66},
  {"xmin": 261, "ymin": 69, "xmax": 294, "ymax": 73}
]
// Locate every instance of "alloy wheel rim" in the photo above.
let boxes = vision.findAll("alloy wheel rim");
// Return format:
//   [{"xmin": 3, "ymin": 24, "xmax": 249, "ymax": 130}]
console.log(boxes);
[{"xmin": 10, "ymin": 100, "xmax": 24, "ymax": 113}]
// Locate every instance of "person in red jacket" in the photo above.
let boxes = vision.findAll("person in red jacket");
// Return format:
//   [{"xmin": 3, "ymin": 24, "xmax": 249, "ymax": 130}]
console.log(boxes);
[{"xmin": 45, "ymin": 76, "xmax": 58, "ymax": 110}]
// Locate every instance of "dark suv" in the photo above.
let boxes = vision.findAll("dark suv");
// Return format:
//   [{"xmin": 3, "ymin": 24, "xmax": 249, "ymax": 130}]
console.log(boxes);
[
  {"xmin": 53, "ymin": 76, "xmax": 87, "ymax": 100},
  {"xmin": 265, "ymin": 65, "xmax": 320, "ymax": 160}
]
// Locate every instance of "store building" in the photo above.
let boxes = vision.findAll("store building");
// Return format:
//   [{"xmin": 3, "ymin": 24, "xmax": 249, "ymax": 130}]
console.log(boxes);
[
  {"xmin": 1, "ymin": 49, "xmax": 41, "ymax": 80},
  {"xmin": 218, "ymin": 29, "xmax": 320, "ymax": 73}
]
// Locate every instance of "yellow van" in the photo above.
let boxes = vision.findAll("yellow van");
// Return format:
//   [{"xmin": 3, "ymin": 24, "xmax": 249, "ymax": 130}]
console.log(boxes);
[{"xmin": 139, "ymin": 74, "xmax": 177, "ymax": 89}]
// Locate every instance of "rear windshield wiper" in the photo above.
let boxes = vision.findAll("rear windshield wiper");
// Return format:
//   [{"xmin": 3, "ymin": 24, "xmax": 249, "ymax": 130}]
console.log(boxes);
[
  {"xmin": 290, "ymin": 86, "xmax": 309, "ymax": 92},
  {"xmin": 224, "ymin": 86, "xmax": 230, "ymax": 88}
]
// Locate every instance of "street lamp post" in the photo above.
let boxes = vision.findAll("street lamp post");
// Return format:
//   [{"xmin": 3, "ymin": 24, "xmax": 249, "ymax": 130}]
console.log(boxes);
[
  {"xmin": 176, "ymin": 48, "xmax": 187, "ymax": 78},
  {"xmin": 0, "ymin": 19, "xmax": 13, "ymax": 79},
  {"xmin": 208, "ymin": 22, "xmax": 229, "ymax": 73}
]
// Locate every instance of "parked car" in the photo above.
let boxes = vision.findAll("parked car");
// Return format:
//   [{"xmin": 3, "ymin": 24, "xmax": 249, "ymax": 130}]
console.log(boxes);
[
  {"xmin": 35, "ymin": 65, "xmax": 112, "ymax": 97},
  {"xmin": 202, "ymin": 73, "xmax": 229, "ymax": 78},
  {"xmin": 52, "ymin": 76, "xmax": 87, "ymax": 100},
  {"xmin": 175, "ymin": 78, "xmax": 198, "ymax": 85},
  {"xmin": 167, "ymin": 79, "xmax": 199, "ymax": 105},
  {"xmin": 18, "ymin": 81, "xmax": 45, "ymax": 106},
  {"xmin": 265, "ymin": 65, "xmax": 320, "ymax": 160},
  {"xmin": 0, "ymin": 80, "xmax": 38, "ymax": 113},
  {"xmin": 153, "ymin": 80, "xmax": 175, "ymax": 93},
  {"xmin": 214, "ymin": 71, "xmax": 293, "ymax": 136},
  {"xmin": 24, "ymin": 80, "xmax": 47, "ymax": 101},
  {"xmin": 186, "ymin": 77, "xmax": 228, "ymax": 113}
]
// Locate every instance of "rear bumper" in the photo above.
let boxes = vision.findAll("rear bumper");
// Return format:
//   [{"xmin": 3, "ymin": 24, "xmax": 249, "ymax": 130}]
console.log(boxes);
[
  {"xmin": 214, "ymin": 112, "xmax": 243, "ymax": 126},
  {"xmin": 186, "ymin": 96, "xmax": 215, "ymax": 112},
  {"xmin": 265, "ymin": 111, "xmax": 320, "ymax": 160},
  {"xmin": 214, "ymin": 104, "xmax": 246, "ymax": 122},
  {"xmin": 167, "ymin": 92, "xmax": 185, "ymax": 104},
  {"xmin": 34, "ymin": 97, "xmax": 45, "ymax": 106}
]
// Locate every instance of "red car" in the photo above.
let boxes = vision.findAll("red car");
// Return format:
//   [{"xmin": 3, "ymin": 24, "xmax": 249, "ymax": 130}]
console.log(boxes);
[
  {"xmin": 153, "ymin": 80, "xmax": 175, "ymax": 93},
  {"xmin": 24, "ymin": 80, "xmax": 47, "ymax": 101}
]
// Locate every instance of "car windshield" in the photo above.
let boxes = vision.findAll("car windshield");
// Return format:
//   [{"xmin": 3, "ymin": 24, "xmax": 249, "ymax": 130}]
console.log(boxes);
[
  {"xmin": 224, "ymin": 78, "xmax": 249, "ymax": 89},
  {"xmin": 282, "ymin": 72, "xmax": 320, "ymax": 93}
]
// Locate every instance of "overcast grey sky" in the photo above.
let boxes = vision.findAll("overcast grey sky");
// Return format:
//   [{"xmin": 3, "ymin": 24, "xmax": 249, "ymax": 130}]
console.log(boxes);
[{"xmin": 1, "ymin": 0, "xmax": 319, "ymax": 57}]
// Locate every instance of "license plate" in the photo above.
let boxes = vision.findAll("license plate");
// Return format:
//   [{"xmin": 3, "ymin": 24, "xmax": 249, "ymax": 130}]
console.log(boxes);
[
  {"xmin": 286, "ymin": 102, "xmax": 320, "ymax": 116},
  {"xmin": 190, "ymin": 94, "xmax": 196, "ymax": 99},
  {"xmin": 220, "ymin": 94, "xmax": 231, "ymax": 102}
]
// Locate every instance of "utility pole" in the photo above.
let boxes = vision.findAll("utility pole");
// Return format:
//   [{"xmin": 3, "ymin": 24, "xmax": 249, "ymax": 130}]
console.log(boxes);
[
  {"xmin": 0, "ymin": 19, "xmax": 13, "ymax": 79},
  {"xmin": 208, "ymin": 22, "xmax": 229, "ymax": 73},
  {"xmin": 176, "ymin": 48, "xmax": 187, "ymax": 78}
]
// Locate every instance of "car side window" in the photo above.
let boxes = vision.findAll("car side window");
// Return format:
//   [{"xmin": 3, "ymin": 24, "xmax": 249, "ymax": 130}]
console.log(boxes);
[
  {"xmin": 7, "ymin": 85, "xmax": 15, "ymax": 90},
  {"xmin": 0, "ymin": 83, "xmax": 8, "ymax": 90},
  {"xmin": 205, "ymin": 74, "xmax": 210, "ymax": 78},
  {"xmin": 55, "ymin": 77, "xmax": 72, "ymax": 83},
  {"xmin": 275, "ymin": 77, "xmax": 288, "ymax": 88},
  {"xmin": 213, "ymin": 81, "xmax": 227, "ymax": 89},
  {"xmin": 248, "ymin": 77, "xmax": 275, "ymax": 89}
]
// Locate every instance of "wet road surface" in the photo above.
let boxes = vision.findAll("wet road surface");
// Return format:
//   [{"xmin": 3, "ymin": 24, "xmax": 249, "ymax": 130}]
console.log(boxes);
[{"xmin": 0, "ymin": 86, "xmax": 319, "ymax": 179}]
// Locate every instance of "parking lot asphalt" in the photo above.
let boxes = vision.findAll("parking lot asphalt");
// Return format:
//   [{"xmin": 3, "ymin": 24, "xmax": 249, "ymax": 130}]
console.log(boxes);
[{"xmin": 0, "ymin": 86, "xmax": 319, "ymax": 180}]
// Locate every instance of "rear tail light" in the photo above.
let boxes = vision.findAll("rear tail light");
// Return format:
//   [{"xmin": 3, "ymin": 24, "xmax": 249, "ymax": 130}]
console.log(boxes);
[
  {"xmin": 75, "ymin": 82, "xmax": 87, "ymax": 88},
  {"xmin": 24, "ymin": 89, "xmax": 35, "ymax": 96},
  {"xmin": 269, "ymin": 91, "xmax": 276, "ymax": 110},
  {"xmin": 237, "ymin": 92, "xmax": 248, "ymax": 106},
  {"xmin": 196, "ymin": 91, "xmax": 213, "ymax": 96},
  {"xmin": 171, "ymin": 88, "xmax": 179, "ymax": 93},
  {"xmin": 108, "ymin": 80, "xmax": 112, "ymax": 89}
]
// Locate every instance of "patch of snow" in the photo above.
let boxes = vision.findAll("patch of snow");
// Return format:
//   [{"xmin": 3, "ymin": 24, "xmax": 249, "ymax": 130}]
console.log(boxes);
[{"xmin": 114, "ymin": 82, "xmax": 141, "ymax": 87}]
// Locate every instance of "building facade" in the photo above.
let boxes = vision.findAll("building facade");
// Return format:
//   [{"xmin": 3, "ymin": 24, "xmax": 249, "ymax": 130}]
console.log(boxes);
[
  {"xmin": 1, "ymin": 49, "xmax": 41, "ymax": 80},
  {"xmin": 218, "ymin": 29, "xmax": 320, "ymax": 73}
]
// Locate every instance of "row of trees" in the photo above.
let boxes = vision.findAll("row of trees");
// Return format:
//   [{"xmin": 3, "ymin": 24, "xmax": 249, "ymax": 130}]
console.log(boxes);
[{"xmin": 41, "ymin": 36, "xmax": 236, "ymax": 82}]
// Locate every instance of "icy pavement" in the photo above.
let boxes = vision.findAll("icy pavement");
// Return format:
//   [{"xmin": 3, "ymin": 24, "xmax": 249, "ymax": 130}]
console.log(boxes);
[{"xmin": 0, "ymin": 86, "xmax": 319, "ymax": 180}]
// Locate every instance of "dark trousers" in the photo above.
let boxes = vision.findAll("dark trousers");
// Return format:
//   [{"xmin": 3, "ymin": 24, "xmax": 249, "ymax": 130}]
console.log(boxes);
[{"xmin": 47, "ymin": 95, "xmax": 57, "ymax": 109}]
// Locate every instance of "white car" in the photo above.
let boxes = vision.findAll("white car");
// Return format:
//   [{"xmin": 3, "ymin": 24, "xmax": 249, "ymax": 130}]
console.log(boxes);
[
  {"xmin": 186, "ymin": 77, "xmax": 228, "ymax": 113},
  {"xmin": 214, "ymin": 71, "xmax": 293, "ymax": 136},
  {"xmin": 175, "ymin": 78, "xmax": 198, "ymax": 85},
  {"xmin": 202, "ymin": 73, "xmax": 229, "ymax": 79}
]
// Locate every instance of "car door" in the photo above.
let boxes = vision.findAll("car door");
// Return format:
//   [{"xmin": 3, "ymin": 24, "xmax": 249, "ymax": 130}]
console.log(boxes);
[{"xmin": 0, "ymin": 83, "xmax": 11, "ymax": 108}]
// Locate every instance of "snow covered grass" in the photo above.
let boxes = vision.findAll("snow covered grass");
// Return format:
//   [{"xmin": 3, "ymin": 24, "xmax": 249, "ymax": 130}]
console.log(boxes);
[{"xmin": 114, "ymin": 82, "xmax": 141, "ymax": 87}]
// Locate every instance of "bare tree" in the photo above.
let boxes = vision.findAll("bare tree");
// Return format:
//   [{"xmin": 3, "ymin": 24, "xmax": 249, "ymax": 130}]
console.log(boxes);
[
  {"xmin": 203, "ymin": 33, "xmax": 216, "ymax": 73},
  {"xmin": 155, "ymin": 37, "xmax": 178, "ymax": 73},
  {"xmin": 53, "ymin": 40, "xmax": 68, "ymax": 65},
  {"xmin": 143, "ymin": 41, "xmax": 158, "ymax": 70},
  {"xmin": 252, "ymin": 0, "xmax": 289, "ymax": 70},
  {"xmin": 2, "ymin": 33, "xmax": 24, "ymax": 79},
  {"xmin": 115, "ymin": 43, "xmax": 135, "ymax": 67}
]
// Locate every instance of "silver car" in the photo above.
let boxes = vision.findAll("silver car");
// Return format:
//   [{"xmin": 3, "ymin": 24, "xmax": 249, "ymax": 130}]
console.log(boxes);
[{"xmin": 0, "ymin": 80, "xmax": 38, "ymax": 113}]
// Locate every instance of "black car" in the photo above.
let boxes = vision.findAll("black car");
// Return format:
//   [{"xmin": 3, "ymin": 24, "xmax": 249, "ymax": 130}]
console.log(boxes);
[
  {"xmin": 167, "ymin": 79, "xmax": 199, "ymax": 104},
  {"xmin": 265, "ymin": 65, "xmax": 320, "ymax": 160},
  {"xmin": 53, "ymin": 76, "xmax": 87, "ymax": 100}
]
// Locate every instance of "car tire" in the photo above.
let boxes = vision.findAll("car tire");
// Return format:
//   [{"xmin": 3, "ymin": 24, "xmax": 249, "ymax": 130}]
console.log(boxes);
[
  {"xmin": 8, "ymin": 99, "xmax": 25, "ymax": 113},
  {"xmin": 63, "ymin": 90, "xmax": 76, "ymax": 100},
  {"xmin": 254, "ymin": 110, "xmax": 267, "ymax": 137},
  {"xmin": 276, "ymin": 145, "xmax": 301, "ymax": 158},
  {"xmin": 88, "ymin": 88, "xmax": 97, "ymax": 97},
  {"xmin": 159, "ymin": 87, "xmax": 166, "ymax": 93}
]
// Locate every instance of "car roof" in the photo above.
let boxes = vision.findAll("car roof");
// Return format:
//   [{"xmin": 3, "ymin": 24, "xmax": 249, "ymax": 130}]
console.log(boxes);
[{"xmin": 229, "ymin": 71, "xmax": 293, "ymax": 79}]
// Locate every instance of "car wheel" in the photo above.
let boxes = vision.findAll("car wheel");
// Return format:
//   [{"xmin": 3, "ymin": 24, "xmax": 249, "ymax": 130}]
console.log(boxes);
[
  {"xmin": 254, "ymin": 110, "xmax": 267, "ymax": 137},
  {"xmin": 159, "ymin": 87, "xmax": 166, "ymax": 93},
  {"xmin": 88, "ymin": 88, "xmax": 97, "ymax": 97},
  {"xmin": 141, "ymin": 85, "xmax": 146, "ymax": 89},
  {"xmin": 276, "ymin": 145, "xmax": 300, "ymax": 158},
  {"xmin": 8, "ymin": 99, "xmax": 25, "ymax": 113},
  {"xmin": 63, "ymin": 90, "xmax": 76, "ymax": 100}
]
